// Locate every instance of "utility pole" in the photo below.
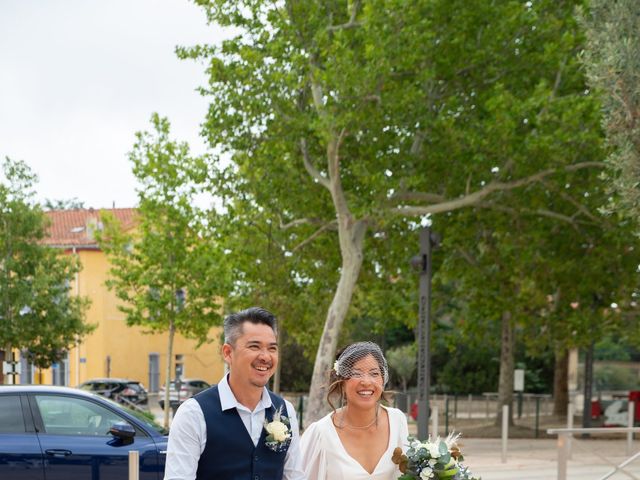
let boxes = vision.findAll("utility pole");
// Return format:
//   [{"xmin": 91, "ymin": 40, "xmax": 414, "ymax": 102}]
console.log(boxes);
[{"xmin": 411, "ymin": 226, "xmax": 439, "ymax": 440}]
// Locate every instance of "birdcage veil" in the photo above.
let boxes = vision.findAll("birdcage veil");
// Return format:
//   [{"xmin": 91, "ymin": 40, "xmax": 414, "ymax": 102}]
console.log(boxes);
[{"xmin": 332, "ymin": 341, "xmax": 389, "ymax": 387}]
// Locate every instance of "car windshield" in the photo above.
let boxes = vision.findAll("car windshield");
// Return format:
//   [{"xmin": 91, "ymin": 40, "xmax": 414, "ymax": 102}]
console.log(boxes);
[{"xmin": 103, "ymin": 397, "xmax": 167, "ymax": 435}]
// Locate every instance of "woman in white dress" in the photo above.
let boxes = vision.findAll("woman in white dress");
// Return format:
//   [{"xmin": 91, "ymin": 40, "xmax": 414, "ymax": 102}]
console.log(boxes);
[{"xmin": 301, "ymin": 342, "xmax": 409, "ymax": 480}]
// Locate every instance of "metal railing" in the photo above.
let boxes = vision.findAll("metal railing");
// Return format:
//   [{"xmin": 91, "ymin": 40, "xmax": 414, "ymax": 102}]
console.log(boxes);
[
  {"xmin": 114, "ymin": 394, "xmax": 148, "ymax": 413},
  {"xmin": 547, "ymin": 426, "xmax": 640, "ymax": 480}
]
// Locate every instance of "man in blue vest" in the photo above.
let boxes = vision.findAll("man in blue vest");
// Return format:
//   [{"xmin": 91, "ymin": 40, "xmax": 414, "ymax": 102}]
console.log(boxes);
[{"xmin": 164, "ymin": 307, "xmax": 306, "ymax": 480}]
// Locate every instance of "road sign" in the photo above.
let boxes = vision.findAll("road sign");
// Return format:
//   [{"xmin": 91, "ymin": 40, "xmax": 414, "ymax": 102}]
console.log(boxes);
[
  {"xmin": 2, "ymin": 361, "xmax": 21, "ymax": 375},
  {"xmin": 514, "ymin": 368, "xmax": 525, "ymax": 392}
]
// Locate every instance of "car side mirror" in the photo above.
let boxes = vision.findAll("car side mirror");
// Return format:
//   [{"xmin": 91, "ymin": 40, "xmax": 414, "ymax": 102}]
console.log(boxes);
[{"xmin": 109, "ymin": 422, "xmax": 136, "ymax": 444}]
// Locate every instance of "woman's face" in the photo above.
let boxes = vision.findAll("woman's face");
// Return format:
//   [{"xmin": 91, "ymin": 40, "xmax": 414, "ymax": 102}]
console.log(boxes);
[{"xmin": 343, "ymin": 354, "xmax": 384, "ymax": 409}]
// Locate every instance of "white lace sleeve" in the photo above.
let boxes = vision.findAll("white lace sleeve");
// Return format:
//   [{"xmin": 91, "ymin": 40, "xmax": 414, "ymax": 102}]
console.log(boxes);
[{"xmin": 300, "ymin": 418, "xmax": 328, "ymax": 480}]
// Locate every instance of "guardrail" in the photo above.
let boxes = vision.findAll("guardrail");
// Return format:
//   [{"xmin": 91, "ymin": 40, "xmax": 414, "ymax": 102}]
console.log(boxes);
[
  {"xmin": 547, "ymin": 425, "xmax": 640, "ymax": 480},
  {"xmin": 114, "ymin": 394, "xmax": 147, "ymax": 413}
]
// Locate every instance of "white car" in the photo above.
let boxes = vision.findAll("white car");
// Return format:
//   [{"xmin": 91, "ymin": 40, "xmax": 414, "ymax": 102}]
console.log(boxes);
[{"xmin": 158, "ymin": 378, "xmax": 210, "ymax": 410}]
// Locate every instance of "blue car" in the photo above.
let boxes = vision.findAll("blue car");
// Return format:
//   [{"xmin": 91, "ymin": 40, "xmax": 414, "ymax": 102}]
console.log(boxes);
[{"xmin": 0, "ymin": 385, "xmax": 167, "ymax": 480}]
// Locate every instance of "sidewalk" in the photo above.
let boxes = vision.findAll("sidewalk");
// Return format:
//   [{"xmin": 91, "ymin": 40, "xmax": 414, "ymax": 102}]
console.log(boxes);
[{"xmin": 461, "ymin": 437, "xmax": 640, "ymax": 480}]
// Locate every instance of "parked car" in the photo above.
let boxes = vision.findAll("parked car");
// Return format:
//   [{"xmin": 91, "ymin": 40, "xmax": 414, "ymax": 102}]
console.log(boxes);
[
  {"xmin": 0, "ymin": 385, "xmax": 167, "ymax": 480},
  {"xmin": 158, "ymin": 378, "xmax": 210, "ymax": 410},
  {"xmin": 79, "ymin": 378, "xmax": 148, "ymax": 405}
]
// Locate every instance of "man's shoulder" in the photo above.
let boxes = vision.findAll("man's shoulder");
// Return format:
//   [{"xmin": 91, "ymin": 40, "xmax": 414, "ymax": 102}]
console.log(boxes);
[
  {"xmin": 196, "ymin": 383, "xmax": 219, "ymax": 396},
  {"xmin": 192, "ymin": 384, "xmax": 221, "ymax": 412},
  {"xmin": 192, "ymin": 383, "xmax": 214, "ymax": 399},
  {"xmin": 170, "ymin": 397, "xmax": 205, "ymax": 425}
]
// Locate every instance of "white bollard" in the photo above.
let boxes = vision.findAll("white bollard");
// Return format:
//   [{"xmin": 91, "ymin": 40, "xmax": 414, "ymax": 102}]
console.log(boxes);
[
  {"xmin": 432, "ymin": 405, "xmax": 439, "ymax": 438},
  {"xmin": 628, "ymin": 401, "xmax": 635, "ymax": 457},
  {"xmin": 567, "ymin": 403, "xmax": 574, "ymax": 460},
  {"xmin": 501, "ymin": 405, "xmax": 509, "ymax": 463},
  {"xmin": 557, "ymin": 432, "xmax": 568, "ymax": 480},
  {"xmin": 129, "ymin": 450, "xmax": 139, "ymax": 480}
]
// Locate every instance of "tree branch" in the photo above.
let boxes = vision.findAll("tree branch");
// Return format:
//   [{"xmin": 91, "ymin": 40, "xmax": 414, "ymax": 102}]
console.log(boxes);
[
  {"xmin": 327, "ymin": 20, "xmax": 362, "ymax": 31},
  {"xmin": 535, "ymin": 208, "xmax": 581, "ymax": 226},
  {"xmin": 390, "ymin": 162, "xmax": 606, "ymax": 217},
  {"xmin": 279, "ymin": 217, "xmax": 323, "ymax": 230},
  {"xmin": 309, "ymin": 60, "xmax": 326, "ymax": 118},
  {"xmin": 291, "ymin": 220, "xmax": 338, "ymax": 253},
  {"xmin": 331, "ymin": 127, "xmax": 347, "ymax": 178},
  {"xmin": 410, "ymin": 81, "xmax": 443, "ymax": 156},
  {"xmin": 328, "ymin": 0, "xmax": 362, "ymax": 31},
  {"xmin": 363, "ymin": 94, "xmax": 382, "ymax": 104},
  {"xmin": 300, "ymin": 138, "xmax": 330, "ymax": 189},
  {"xmin": 247, "ymin": 221, "xmax": 285, "ymax": 250},
  {"xmin": 456, "ymin": 248, "xmax": 479, "ymax": 267},
  {"xmin": 388, "ymin": 191, "xmax": 446, "ymax": 204},
  {"xmin": 555, "ymin": 187, "xmax": 612, "ymax": 228},
  {"xmin": 565, "ymin": 161, "xmax": 605, "ymax": 171},
  {"xmin": 475, "ymin": 202, "xmax": 596, "ymax": 230},
  {"xmin": 327, "ymin": 129, "xmax": 351, "ymax": 218}
]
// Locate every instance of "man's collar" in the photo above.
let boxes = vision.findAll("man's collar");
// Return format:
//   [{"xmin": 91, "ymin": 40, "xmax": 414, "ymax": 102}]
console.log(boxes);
[{"xmin": 218, "ymin": 373, "xmax": 273, "ymax": 412}]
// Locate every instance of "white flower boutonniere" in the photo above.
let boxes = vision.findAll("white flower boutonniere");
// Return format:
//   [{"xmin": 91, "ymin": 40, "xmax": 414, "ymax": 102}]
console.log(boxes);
[{"xmin": 264, "ymin": 405, "xmax": 292, "ymax": 453}]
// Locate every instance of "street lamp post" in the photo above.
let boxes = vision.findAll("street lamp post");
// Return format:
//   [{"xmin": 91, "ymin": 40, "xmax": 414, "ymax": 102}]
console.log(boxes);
[{"xmin": 411, "ymin": 226, "xmax": 439, "ymax": 440}]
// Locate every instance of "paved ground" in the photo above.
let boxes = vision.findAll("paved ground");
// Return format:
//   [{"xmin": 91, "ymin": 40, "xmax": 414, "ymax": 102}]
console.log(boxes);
[{"xmin": 462, "ymin": 437, "xmax": 640, "ymax": 480}]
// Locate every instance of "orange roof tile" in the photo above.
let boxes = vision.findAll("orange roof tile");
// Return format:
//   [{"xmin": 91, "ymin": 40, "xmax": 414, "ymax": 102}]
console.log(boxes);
[{"xmin": 42, "ymin": 208, "xmax": 137, "ymax": 248}]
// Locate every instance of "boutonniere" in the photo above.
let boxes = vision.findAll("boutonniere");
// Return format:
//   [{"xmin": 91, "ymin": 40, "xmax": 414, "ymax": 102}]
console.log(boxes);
[{"xmin": 263, "ymin": 405, "xmax": 292, "ymax": 453}]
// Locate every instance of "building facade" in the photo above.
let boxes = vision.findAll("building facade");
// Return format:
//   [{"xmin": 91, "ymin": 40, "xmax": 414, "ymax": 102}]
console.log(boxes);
[{"xmin": 4, "ymin": 208, "xmax": 225, "ymax": 389}]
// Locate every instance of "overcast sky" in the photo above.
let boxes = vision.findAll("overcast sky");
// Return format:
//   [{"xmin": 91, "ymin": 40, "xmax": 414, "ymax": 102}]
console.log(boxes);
[{"xmin": 0, "ymin": 0, "xmax": 224, "ymax": 209}]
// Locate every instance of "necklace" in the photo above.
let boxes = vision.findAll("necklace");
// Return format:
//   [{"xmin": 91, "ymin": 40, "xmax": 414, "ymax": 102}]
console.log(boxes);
[{"xmin": 336, "ymin": 405, "xmax": 379, "ymax": 430}]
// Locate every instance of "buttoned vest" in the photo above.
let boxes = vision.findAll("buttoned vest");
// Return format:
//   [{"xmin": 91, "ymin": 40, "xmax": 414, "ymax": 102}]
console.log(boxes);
[{"xmin": 194, "ymin": 385, "xmax": 289, "ymax": 480}]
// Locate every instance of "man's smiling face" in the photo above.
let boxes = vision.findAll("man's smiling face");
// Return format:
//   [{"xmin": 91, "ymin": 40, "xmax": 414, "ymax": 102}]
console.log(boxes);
[{"xmin": 223, "ymin": 321, "xmax": 278, "ymax": 391}]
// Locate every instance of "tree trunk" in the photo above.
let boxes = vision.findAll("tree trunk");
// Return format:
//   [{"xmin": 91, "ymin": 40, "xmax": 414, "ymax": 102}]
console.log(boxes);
[
  {"xmin": 495, "ymin": 311, "xmax": 515, "ymax": 426},
  {"xmin": 163, "ymin": 320, "xmax": 175, "ymax": 430},
  {"xmin": 305, "ymin": 219, "xmax": 366, "ymax": 423},
  {"xmin": 553, "ymin": 348, "xmax": 569, "ymax": 416},
  {"xmin": 582, "ymin": 341, "xmax": 595, "ymax": 431},
  {"xmin": 273, "ymin": 354, "xmax": 281, "ymax": 394}
]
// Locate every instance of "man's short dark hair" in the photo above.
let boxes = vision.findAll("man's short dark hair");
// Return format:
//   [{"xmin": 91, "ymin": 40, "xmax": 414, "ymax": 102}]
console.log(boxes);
[{"xmin": 223, "ymin": 307, "xmax": 277, "ymax": 346}]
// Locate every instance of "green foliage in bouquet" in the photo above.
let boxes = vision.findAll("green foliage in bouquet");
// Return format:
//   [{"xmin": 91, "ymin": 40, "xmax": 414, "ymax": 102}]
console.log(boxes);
[{"xmin": 392, "ymin": 434, "xmax": 480, "ymax": 480}]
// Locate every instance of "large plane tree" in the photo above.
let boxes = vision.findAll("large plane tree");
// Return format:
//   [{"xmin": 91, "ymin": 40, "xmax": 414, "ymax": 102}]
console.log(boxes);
[{"xmin": 185, "ymin": 0, "xmax": 605, "ymax": 421}]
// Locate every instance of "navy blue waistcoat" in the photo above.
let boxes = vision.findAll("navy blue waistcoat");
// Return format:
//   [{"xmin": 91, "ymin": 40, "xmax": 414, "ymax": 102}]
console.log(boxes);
[{"xmin": 194, "ymin": 385, "xmax": 289, "ymax": 480}]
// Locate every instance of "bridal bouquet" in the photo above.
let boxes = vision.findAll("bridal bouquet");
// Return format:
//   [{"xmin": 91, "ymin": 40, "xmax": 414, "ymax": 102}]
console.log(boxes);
[{"xmin": 392, "ymin": 433, "xmax": 480, "ymax": 480}]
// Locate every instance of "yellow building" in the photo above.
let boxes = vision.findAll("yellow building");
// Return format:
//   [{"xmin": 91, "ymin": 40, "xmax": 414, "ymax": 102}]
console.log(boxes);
[{"xmin": 12, "ymin": 208, "xmax": 225, "ymax": 389}]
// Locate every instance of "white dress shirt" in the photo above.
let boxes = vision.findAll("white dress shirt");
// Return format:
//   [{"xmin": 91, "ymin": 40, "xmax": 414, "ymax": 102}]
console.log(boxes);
[{"xmin": 164, "ymin": 374, "xmax": 306, "ymax": 480}]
